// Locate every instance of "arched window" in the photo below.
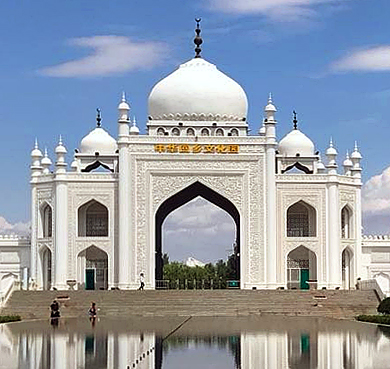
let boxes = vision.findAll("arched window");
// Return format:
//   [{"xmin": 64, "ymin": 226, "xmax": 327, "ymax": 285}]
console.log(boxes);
[
  {"xmin": 186, "ymin": 128, "xmax": 195, "ymax": 136},
  {"xmin": 172, "ymin": 128, "xmax": 180, "ymax": 136},
  {"xmin": 42, "ymin": 204, "xmax": 52, "ymax": 238},
  {"xmin": 78, "ymin": 200, "xmax": 108, "ymax": 237},
  {"xmin": 341, "ymin": 206, "xmax": 352, "ymax": 239},
  {"xmin": 287, "ymin": 201, "xmax": 316, "ymax": 237},
  {"xmin": 230, "ymin": 128, "xmax": 239, "ymax": 136},
  {"xmin": 216, "ymin": 128, "xmax": 224, "ymax": 136},
  {"xmin": 201, "ymin": 128, "xmax": 210, "ymax": 136},
  {"xmin": 157, "ymin": 127, "xmax": 165, "ymax": 136}
]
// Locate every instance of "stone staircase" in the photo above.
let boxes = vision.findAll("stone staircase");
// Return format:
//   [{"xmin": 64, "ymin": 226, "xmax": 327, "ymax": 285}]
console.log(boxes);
[{"xmin": 0, "ymin": 289, "xmax": 379, "ymax": 321}]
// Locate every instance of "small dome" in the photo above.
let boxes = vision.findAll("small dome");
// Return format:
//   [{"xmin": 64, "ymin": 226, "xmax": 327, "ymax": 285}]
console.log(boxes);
[
  {"xmin": 326, "ymin": 146, "xmax": 337, "ymax": 156},
  {"xmin": 278, "ymin": 129, "xmax": 315, "ymax": 157},
  {"xmin": 343, "ymin": 153, "xmax": 353, "ymax": 167},
  {"xmin": 80, "ymin": 127, "xmax": 117, "ymax": 154},
  {"xmin": 148, "ymin": 58, "xmax": 248, "ymax": 122}
]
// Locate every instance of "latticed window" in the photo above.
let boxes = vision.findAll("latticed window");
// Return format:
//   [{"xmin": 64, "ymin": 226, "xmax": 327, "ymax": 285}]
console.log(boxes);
[
  {"xmin": 78, "ymin": 200, "xmax": 108, "ymax": 237},
  {"xmin": 287, "ymin": 201, "xmax": 316, "ymax": 237}
]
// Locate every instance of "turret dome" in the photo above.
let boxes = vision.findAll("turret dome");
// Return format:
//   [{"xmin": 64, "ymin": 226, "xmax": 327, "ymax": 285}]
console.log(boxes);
[
  {"xmin": 279, "ymin": 129, "xmax": 315, "ymax": 157},
  {"xmin": 148, "ymin": 58, "xmax": 248, "ymax": 122},
  {"xmin": 80, "ymin": 127, "xmax": 117, "ymax": 155}
]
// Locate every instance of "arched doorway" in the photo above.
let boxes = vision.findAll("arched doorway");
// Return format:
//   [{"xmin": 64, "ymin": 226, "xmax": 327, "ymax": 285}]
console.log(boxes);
[
  {"xmin": 342, "ymin": 248, "xmax": 354, "ymax": 289},
  {"xmin": 155, "ymin": 181, "xmax": 240, "ymax": 281},
  {"xmin": 287, "ymin": 246, "xmax": 317, "ymax": 289},
  {"xmin": 39, "ymin": 246, "xmax": 52, "ymax": 290},
  {"xmin": 78, "ymin": 246, "xmax": 108, "ymax": 290}
]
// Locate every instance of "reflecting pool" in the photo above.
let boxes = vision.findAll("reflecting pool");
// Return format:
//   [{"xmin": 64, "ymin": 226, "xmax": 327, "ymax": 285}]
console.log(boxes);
[{"xmin": 1, "ymin": 316, "xmax": 390, "ymax": 369}]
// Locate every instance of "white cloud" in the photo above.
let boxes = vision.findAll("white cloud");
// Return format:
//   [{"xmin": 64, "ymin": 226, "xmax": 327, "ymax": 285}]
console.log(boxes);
[
  {"xmin": 363, "ymin": 167, "xmax": 390, "ymax": 215},
  {"xmin": 362, "ymin": 167, "xmax": 390, "ymax": 234},
  {"xmin": 0, "ymin": 216, "xmax": 30, "ymax": 236},
  {"xmin": 39, "ymin": 36, "xmax": 168, "ymax": 78},
  {"xmin": 331, "ymin": 46, "xmax": 390, "ymax": 73},
  {"xmin": 207, "ymin": 0, "xmax": 345, "ymax": 21},
  {"xmin": 163, "ymin": 197, "xmax": 236, "ymax": 262}
]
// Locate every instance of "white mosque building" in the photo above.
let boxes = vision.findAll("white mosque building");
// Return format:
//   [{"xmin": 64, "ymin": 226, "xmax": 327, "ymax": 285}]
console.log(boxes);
[{"xmin": 1, "ymin": 21, "xmax": 390, "ymax": 297}]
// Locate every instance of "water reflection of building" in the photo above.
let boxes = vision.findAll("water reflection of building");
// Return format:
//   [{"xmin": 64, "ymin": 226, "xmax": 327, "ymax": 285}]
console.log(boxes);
[
  {"xmin": 2, "ymin": 321, "xmax": 390, "ymax": 369},
  {"xmin": 240, "ymin": 325, "xmax": 390, "ymax": 369},
  {"xmin": 0, "ymin": 327, "xmax": 155, "ymax": 369}
]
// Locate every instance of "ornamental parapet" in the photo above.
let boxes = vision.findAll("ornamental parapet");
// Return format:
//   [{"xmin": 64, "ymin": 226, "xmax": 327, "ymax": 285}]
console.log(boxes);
[{"xmin": 276, "ymin": 174, "xmax": 356, "ymax": 184}]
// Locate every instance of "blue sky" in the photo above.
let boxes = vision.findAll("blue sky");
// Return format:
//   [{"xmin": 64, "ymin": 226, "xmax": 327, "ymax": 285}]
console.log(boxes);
[{"xmin": 2, "ymin": 0, "xmax": 390, "ymax": 258}]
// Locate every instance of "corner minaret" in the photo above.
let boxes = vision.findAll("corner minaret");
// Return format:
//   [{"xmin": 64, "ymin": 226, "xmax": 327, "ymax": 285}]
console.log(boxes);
[
  {"xmin": 326, "ymin": 138, "xmax": 338, "ymax": 175},
  {"xmin": 41, "ymin": 148, "xmax": 52, "ymax": 175},
  {"xmin": 30, "ymin": 139, "xmax": 43, "ymax": 178},
  {"xmin": 264, "ymin": 94, "xmax": 277, "ymax": 288},
  {"xmin": 118, "ymin": 92, "xmax": 130, "ymax": 137},
  {"xmin": 55, "ymin": 135, "xmax": 67, "ymax": 174},
  {"xmin": 117, "ymin": 92, "xmax": 133, "ymax": 289},
  {"xmin": 350, "ymin": 142, "xmax": 362, "ymax": 180},
  {"xmin": 54, "ymin": 135, "xmax": 68, "ymax": 290}
]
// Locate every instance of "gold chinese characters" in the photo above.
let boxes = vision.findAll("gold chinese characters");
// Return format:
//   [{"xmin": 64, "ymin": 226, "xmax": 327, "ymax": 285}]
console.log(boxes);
[{"xmin": 154, "ymin": 144, "xmax": 239, "ymax": 154}]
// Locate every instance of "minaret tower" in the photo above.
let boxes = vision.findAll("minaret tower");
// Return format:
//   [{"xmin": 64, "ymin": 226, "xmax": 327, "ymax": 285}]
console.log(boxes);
[
  {"xmin": 117, "ymin": 92, "xmax": 132, "ymax": 289},
  {"xmin": 264, "ymin": 94, "xmax": 277, "ymax": 288},
  {"xmin": 54, "ymin": 136, "xmax": 68, "ymax": 289},
  {"xmin": 326, "ymin": 138, "xmax": 341, "ymax": 289},
  {"xmin": 351, "ymin": 142, "xmax": 363, "ymax": 280},
  {"xmin": 30, "ymin": 139, "xmax": 43, "ymax": 285}
]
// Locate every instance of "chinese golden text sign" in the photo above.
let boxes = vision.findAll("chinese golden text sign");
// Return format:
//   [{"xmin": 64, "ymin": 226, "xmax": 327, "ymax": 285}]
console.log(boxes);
[{"xmin": 154, "ymin": 144, "xmax": 239, "ymax": 154}]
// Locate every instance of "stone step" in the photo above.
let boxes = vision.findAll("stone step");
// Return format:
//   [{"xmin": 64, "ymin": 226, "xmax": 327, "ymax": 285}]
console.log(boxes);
[{"xmin": 1, "ymin": 290, "xmax": 379, "ymax": 320}]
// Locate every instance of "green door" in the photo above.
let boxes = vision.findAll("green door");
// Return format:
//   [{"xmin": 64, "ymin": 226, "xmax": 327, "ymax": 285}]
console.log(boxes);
[
  {"xmin": 86, "ymin": 269, "xmax": 95, "ymax": 290},
  {"xmin": 300, "ymin": 269, "xmax": 309, "ymax": 290}
]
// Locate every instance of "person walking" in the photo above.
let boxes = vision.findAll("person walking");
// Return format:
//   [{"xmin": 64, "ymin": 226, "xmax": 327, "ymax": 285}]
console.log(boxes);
[{"xmin": 138, "ymin": 273, "xmax": 145, "ymax": 290}]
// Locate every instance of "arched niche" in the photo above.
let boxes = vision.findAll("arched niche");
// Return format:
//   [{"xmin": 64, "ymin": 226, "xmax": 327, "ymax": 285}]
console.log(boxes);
[
  {"xmin": 39, "ymin": 246, "xmax": 52, "ymax": 290},
  {"xmin": 39, "ymin": 202, "xmax": 52, "ymax": 238},
  {"xmin": 342, "ymin": 247, "xmax": 354, "ymax": 289},
  {"xmin": 287, "ymin": 245, "xmax": 317, "ymax": 290},
  {"xmin": 78, "ymin": 200, "xmax": 109, "ymax": 237},
  {"xmin": 155, "ymin": 181, "xmax": 240, "ymax": 280},
  {"xmin": 77, "ymin": 245, "xmax": 108, "ymax": 290},
  {"xmin": 287, "ymin": 201, "xmax": 316, "ymax": 237},
  {"xmin": 341, "ymin": 205, "xmax": 353, "ymax": 239}
]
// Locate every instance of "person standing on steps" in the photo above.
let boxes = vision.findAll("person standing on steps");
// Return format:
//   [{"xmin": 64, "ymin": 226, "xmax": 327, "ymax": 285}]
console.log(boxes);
[
  {"xmin": 50, "ymin": 300, "xmax": 60, "ymax": 326},
  {"xmin": 88, "ymin": 302, "xmax": 97, "ymax": 326},
  {"xmin": 138, "ymin": 273, "xmax": 145, "ymax": 290}
]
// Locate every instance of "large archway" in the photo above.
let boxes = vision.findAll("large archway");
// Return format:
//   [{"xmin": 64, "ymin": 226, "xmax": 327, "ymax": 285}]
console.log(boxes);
[{"xmin": 155, "ymin": 181, "xmax": 240, "ymax": 282}]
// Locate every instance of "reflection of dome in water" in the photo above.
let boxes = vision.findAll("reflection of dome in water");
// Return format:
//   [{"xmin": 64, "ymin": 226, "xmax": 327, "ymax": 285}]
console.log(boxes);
[
  {"xmin": 279, "ymin": 129, "xmax": 315, "ymax": 157},
  {"xmin": 148, "ymin": 58, "xmax": 248, "ymax": 122}
]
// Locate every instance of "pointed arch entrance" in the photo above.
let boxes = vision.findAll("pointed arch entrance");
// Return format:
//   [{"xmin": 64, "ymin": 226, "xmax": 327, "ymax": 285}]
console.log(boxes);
[
  {"xmin": 155, "ymin": 181, "xmax": 240, "ymax": 281},
  {"xmin": 287, "ymin": 246, "xmax": 317, "ymax": 289},
  {"xmin": 39, "ymin": 246, "xmax": 52, "ymax": 290},
  {"xmin": 77, "ymin": 246, "xmax": 108, "ymax": 290},
  {"xmin": 342, "ymin": 247, "xmax": 354, "ymax": 289}
]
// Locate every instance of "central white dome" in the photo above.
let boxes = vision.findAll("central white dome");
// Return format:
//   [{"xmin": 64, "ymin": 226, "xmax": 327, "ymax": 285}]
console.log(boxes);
[{"xmin": 148, "ymin": 58, "xmax": 248, "ymax": 122}]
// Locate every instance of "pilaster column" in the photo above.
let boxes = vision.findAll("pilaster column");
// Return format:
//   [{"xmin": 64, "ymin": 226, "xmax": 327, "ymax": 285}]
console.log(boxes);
[
  {"xmin": 328, "ymin": 178, "xmax": 341, "ymax": 289},
  {"xmin": 117, "ymin": 94, "xmax": 131, "ymax": 289},
  {"xmin": 265, "ymin": 121, "xmax": 277, "ymax": 288},
  {"xmin": 54, "ymin": 177, "xmax": 68, "ymax": 290}
]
